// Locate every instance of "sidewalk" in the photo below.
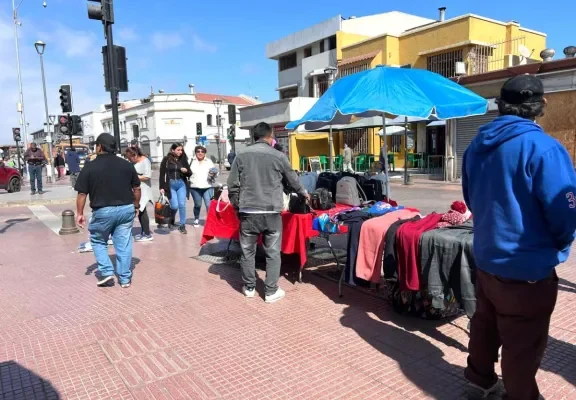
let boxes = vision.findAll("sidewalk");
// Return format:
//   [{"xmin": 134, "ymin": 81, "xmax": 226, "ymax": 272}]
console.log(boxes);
[{"xmin": 0, "ymin": 206, "xmax": 574, "ymax": 399}]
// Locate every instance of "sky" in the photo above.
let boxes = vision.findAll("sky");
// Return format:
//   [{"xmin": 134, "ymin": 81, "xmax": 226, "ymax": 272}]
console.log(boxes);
[{"xmin": 0, "ymin": 0, "xmax": 571, "ymax": 143}]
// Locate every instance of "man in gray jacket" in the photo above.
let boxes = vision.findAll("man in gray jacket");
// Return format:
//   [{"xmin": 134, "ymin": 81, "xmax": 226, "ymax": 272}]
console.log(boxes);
[{"xmin": 228, "ymin": 122, "xmax": 308, "ymax": 303}]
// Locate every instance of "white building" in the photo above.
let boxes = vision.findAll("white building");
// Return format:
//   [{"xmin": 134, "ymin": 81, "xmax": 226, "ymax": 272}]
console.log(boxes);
[{"xmin": 78, "ymin": 85, "xmax": 260, "ymax": 165}]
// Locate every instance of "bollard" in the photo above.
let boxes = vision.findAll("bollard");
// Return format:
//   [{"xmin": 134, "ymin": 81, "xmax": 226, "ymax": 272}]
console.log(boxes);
[{"xmin": 59, "ymin": 209, "xmax": 80, "ymax": 235}]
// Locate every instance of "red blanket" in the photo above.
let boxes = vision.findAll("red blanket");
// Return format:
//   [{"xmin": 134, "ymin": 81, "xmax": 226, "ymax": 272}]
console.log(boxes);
[
  {"xmin": 395, "ymin": 213, "xmax": 443, "ymax": 291},
  {"xmin": 200, "ymin": 201, "xmax": 349, "ymax": 268}
]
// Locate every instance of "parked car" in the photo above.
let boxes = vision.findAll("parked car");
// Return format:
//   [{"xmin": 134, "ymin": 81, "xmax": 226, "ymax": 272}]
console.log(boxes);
[{"xmin": 0, "ymin": 163, "xmax": 22, "ymax": 193}]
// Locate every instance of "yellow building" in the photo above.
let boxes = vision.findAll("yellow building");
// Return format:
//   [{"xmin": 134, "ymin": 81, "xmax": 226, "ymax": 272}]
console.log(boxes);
[{"xmin": 338, "ymin": 11, "xmax": 546, "ymax": 170}]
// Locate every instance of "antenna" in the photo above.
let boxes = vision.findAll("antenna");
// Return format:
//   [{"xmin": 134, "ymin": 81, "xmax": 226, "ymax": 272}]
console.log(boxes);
[{"xmin": 518, "ymin": 44, "xmax": 533, "ymax": 59}]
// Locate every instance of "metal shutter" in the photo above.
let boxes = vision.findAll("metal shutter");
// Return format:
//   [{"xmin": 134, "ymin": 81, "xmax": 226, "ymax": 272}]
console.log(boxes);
[{"xmin": 455, "ymin": 111, "xmax": 498, "ymax": 178}]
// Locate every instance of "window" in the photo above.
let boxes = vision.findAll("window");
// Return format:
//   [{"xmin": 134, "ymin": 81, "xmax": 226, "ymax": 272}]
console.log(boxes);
[
  {"xmin": 328, "ymin": 35, "xmax": 336, "ymax": 50},
  {"xmin": 279, "ymin": 53, "xmax": 297, "ymax": 71},
  {"xmin": 317, "ymin": 75, "xmax": 329, "ymax": 97},
  {"xmin": 304, "ymin": 47, "xmax": 312, "ymax": 58},
  {"xmin": 339, "ymin": 63, "xmax": 369, "ymax": 79},
  {"xmin": 343, "ymin": 128, "xmax": 369, "ymax": 154},
  {"xmin": 391, "ymin": 135, "xmax": 402, "ymax": 153},
  {"xmin": 207, "ymin": 114, "xmax": 213, "ymax": 126},
  {"xmin": 320, "ymin": 40, "xmax": 325, "ymax": 53},
  {"xmin": 308, "ymin": 78, "xmax": 314, "ymax": 97},
  {"xmin": 427, "ymin": 49, "xmax": 463, "ymax": 78},
  {"xmin": 143, "ymin": 116, "xmax": 148, "ymax": 129},
  {"xmin": 280, "ymin": 87, "xmax": 298, "ymax": 99}
]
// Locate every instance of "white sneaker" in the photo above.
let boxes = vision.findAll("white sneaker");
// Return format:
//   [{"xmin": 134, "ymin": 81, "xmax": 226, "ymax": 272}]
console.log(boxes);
[
  {"xmin": 467, "ymin": 380, "xmax": 505, "ymax": 399},
  {"xmin": 243, "ymin": 287, "xmax": 256, "ymax": 298},
  {"xmin": 265, "ymin": 288, "xmax": 285, "ymax": 304},
  {"xmin": 193, "ymin": 219, "xmax": 200, "ymax": 227}
]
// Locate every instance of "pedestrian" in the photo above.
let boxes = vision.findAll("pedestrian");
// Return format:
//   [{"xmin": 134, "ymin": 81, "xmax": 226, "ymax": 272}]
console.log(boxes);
[
  {"xmin": 342, "ymin": 143, "xmax": 354, "ymax": 173},
  {"xmin": 227, "ymin": 122, "xmax": 309, "ymax": 303},
  {"xmin": 190, "ymin": 145, "xmax": 217, "ymax": 228},
  {"xmin": 462, "ymin": 75, "xmax": 576, "ymax": 400},
  {"xmin": 54, "ymin": 150, "xmax": 65, "ymax": 180},
  {"xmin": 227, "ymin": 149, "xmax": 236, "ymax": 166},
  {"xmin": 24, "ymin": 142, "xmax": 47, "ymax": 195},
  {"xmin": 159, "ymin": 143, "xmax": 192, "ymax": 234},
  {"xmin": 125, "ymin": 147, "xmax": 154, "ymax": 242},
  {"xmin": 66, "ymin": 147, "xmax": 81, "ymax": 188},
  {"xmin": 379, "ymin": 145, "xmax": 387, "ymax": 173},
  {"xmin": 75, "ymin": 133, "xmax": 141, "ymax": 289}
]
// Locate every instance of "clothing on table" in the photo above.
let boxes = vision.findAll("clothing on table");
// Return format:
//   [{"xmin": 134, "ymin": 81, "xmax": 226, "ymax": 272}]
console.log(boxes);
[
  {"xmin": 420, "ymin": 220, "xmax": 476, "ymax": 318},
  {"xmin": 238, "ymin": 213, "xmax": 282, "ymax": 296},
  {"xmin": 337, "ymin": 210, "xmax": 371, "ymax": 285},
  {"xmin": 395, "ymin": 213, "xmax": 443, "ymax": 291},
  {"xmin": 465, "ymin": 268, "xmax": 558, "ymax": 400},
  {"xmin": 159, "ymin": 155, "xmax": 192, "ymax": 200},
  {"xmin": 462, "ymin": 115, "xmax": 576, "ymax": 281},
  {"xmin": 66, "ymin": 150, "xmax": 81, "ymax": 174},
  {"xmin": 367, "ymin": 203, "xmax": 405, "ymax": 217},
  {"xmin": 134, "ymin": 158, "xmax": 153, "ymax": 212},
  {"xmin": 88, "ymin": 204, "xmax": 135, "ymax": 285},
  {"xmin": 169, "ymin": 179, "xmax": 187, "ymax": 225},
  {"xmin": 355, "ymin": 210, "xmax": 420, "ymax": 283},
  {"xmin": 191, "ymin": 187, "xmax": 212, "ymax": 220},
  {"xmin": 383, "ymin": 215, "xmax": 421, "ymax": 280},
  {"xmin": 28, "ymin": 164, "xmax": 43, "ymax": 192}
]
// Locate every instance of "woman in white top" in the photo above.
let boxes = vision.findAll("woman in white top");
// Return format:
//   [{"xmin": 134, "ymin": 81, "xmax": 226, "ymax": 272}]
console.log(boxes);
[
  {"xmin": 125, "ymin": 147, "xmax": 154, "ymax": 241},
  {"xmin": 189, "ymin": 145, "xmax": 217, "ymax": 227}
]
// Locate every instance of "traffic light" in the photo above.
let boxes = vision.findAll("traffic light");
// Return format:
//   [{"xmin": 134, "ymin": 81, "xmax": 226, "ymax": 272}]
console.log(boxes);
[
  {"xmin": 12, "ymin": 128, "xmax": 21, "ymax": 142},
  {"xmin": 102, "ymin": 45, "xmax": 128, "ymax": 92},
  {"xmin": 196, "ymin": 122, "xmax": 202, "ymax": 135},
  {"xmin": 87, "ymin": 0, "xmax": 114, "ymax": 23},
  {"xmin": 228, "ymin": 104, "xmax": 236, "ymax": 125},
  {"xmin": 71, "ymin": 116, "xmax": 83, "ymax": 136},
  {"xmin": 58, "ymin": 115, "xmax": 71, "ymax": 135},
  {"xmin": 59, "ymin": 85, "xmax": 73, "ymax": 113}
]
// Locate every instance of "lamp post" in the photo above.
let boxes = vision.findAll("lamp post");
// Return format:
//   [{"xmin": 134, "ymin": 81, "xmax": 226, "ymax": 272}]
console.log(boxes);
[
  {"xmin": 12, "ymin": 0, "xmax": 29, "ymax": 150},
  {"xmin": 324, "ymin": 66, "xmax": 338, "ymax": 171},
  {"xmin": 49, "ymin": 114, "xmax": 56, "ymax": 144},
  {"xmin": 35, "ymin": 40, "xmax": 54, "ymax": 183},
  {"xmin": 213, "ymin": 99, "xmax": 223, "ymax": 172}
]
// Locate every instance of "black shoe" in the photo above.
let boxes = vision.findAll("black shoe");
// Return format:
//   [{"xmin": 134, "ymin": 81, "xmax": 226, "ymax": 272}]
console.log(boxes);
[
  {"xmin": 179, "ymin": 225, "xmax": 187, "ymax": 234},
  {"xmin": 38, "ymin": 190, "xmax": 44, "ymax": 195},
  {"xmin": 97, "ymin": 276, "xmax": 114, "ymax": 287},
  {"xmin": 30, "ymin": 191, "xmax": 36, "ymax": 195}
]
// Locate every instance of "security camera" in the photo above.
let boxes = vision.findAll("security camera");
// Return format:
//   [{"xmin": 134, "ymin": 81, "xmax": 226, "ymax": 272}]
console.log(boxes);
[{"xmin": 43, "ymin": 2, "xmax": 47, "ymax": 7}]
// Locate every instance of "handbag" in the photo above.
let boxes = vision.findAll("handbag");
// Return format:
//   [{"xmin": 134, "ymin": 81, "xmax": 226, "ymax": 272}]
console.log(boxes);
[
  {"xmin": 154, "ymin": 194, "xmax": 173, "ymax": 225},
  {"xmin": 215, "ymin": 185, "xmax": 231, "ymax": 212},
  {"xmin": 288, "ymin": 193, "xmax": 310, "ymax": 214}
]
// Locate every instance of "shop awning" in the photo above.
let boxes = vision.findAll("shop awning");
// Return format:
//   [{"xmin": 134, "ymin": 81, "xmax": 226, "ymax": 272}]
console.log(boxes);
[
  {"xmin": 275, "ymin": 83, "xmax": 298, "ymax": 91},
  {"xmin": 427, "ymin": 120, "xmax": 446, "ymax": 127}
]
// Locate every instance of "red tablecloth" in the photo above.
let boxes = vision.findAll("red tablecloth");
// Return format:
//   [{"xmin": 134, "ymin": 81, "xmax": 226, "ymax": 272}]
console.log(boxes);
[{"xmin": 200, "ymin": 201, "xmax": 350, "ymax": 267}]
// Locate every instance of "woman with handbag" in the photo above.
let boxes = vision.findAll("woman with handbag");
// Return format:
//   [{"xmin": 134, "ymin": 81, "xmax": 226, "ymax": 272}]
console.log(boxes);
[
  {"xmin": 125, "ymin": 147, "xmax": 154, "ymax": 241},
  {"xmin": 189, "ymin": 145, "xmax": 217, "ymax": 227},
  {"xmin": 159, "ymin": 143, "xmax": 192, "ymax": 234}
]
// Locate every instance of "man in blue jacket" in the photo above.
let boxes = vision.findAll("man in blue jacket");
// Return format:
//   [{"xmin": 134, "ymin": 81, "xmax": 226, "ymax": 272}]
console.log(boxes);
[{"xmin": 462, "ymin": 75, "xmax": 576, "ymax": 399}]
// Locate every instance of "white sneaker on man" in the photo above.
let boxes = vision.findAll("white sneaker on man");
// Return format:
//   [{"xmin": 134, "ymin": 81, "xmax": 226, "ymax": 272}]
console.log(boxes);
[
  {"xmin": 265, "ymin": 288, "xmax": 285, "ymax": 304},
  {"xmin": 243, "ymin": 287, "xmax": 256, "ymax": 298}
]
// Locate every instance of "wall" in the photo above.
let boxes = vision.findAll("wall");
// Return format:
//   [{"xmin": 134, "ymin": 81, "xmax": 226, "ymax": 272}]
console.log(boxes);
[
  {"xmin": 289, "ymin": 133, "xmax": 335, "ymax": 170},
  {"xmin": 341, "ymin": 36, "xmax": 387, "ymax": 60},
  {"xmin": 537, "ymin": 90, "xmax": 576, "ymax": 165},
  {"xmin": 336, "ymin": 31, "xmax": 370, "ymax": 60}
]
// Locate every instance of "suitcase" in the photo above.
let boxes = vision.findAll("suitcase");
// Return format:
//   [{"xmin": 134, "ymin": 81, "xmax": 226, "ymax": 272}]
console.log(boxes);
[
  {"xmin": 316, "ymin": 172, "xmax": 339, "ymax": 202},
  {"xmin": 341, "ymin": 171, "xmax": 369, "ymax": 187},
  {"xmin": 370, "ymin": 174, "xmax": 388, "ymax": 197},
  {"xmin": 362, "ymin": 180, "xmax": 385, "ymax": 201}
]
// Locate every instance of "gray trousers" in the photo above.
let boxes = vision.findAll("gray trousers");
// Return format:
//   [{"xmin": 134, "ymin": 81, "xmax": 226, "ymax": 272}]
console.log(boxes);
[
  {"xmin": 239, "ymin": 213, "xmax": 282, "ymax": 296},
  {"xmin": 70, "ymin": 172, "xmax": 79, "ymax": 188}
]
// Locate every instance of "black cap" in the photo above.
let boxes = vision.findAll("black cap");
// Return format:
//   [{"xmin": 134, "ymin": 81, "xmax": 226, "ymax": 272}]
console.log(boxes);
[
  {"xmin": 499, "ymin": 74, "xmax": 544, "ymax": 105},
  {"xmin": 95, "ymin": 133, "xmax": 116, "ymax": 150}
]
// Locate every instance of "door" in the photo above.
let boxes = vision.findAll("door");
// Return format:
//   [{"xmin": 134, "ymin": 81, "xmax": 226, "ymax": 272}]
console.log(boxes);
[{"xmin": 455, "ymin": 111, "xmax": 498, "ymax": 178}]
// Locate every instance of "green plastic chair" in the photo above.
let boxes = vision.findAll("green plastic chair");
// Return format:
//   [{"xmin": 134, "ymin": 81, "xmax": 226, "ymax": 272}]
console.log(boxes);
[
  {"xmin": 319, "ymin": 155, "xmax": 328, "ymax": 171},
  {"xmin": 355, "ymin": 154, "xmax": 367, "ymax": 172},
  {"xmin": 300, "ymin": 156, "xmax": 309, "ymax": 171},
  {"xmin": 367, "ymin": 155, "xmax": 375, "ymax": 171},
  {"xmin": 407, "ymin": 153, "xmax": 416, "ymax": 168},
  {"xmin": 334, "ymin": 154, "xmax": 343, "ymax": 171},
  {"xmin": 387, "ymin": 154, "xmax": 395, "ymax": 172}
]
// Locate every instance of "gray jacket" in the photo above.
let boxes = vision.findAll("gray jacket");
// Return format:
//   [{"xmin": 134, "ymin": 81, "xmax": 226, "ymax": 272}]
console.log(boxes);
[{"xmin": 227, "ymin": 141, "xmax": 306, "ymax": 212}]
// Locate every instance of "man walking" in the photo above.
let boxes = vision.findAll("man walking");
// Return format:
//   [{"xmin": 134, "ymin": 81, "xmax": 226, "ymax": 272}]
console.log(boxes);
[
  {"xmin": 228, "ymin": 122, "xmax": 309, "ymax": 303},
  {"xmin": 24, "ymin": 142, "xmax": 47, "ymax": 194},
  {"xmin": 342, "ymin": 143, "xmax": 354, "ymax": 172},
  {"xmin": 462, "ymin": 75, "xmax": 576, "ymax": 399},
  {"xmin": 66, "ymin": 147, "xmax": 81, "ymax": 188},
  {"xmin": 75, "ymin": 133, "xmax": 141, "ymax": 289}
]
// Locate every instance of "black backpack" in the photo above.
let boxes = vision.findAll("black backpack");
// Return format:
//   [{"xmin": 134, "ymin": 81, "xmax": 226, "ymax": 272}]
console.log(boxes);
[
  {"xmin": 316, "ymin": 172, "xmax": 339, "ymax": 202},
  {"xmin": 310, "ymin": 188, "xmax": 333, "ymax": 210},
  {"xmin": 288, "ymin": 193, "xmax": 310, "ymax": 214}
]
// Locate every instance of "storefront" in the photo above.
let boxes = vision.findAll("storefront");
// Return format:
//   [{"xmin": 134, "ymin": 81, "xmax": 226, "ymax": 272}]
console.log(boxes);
[{"xmin": 455, "ymin": 110, "xmax": 498, "ymax": 178}]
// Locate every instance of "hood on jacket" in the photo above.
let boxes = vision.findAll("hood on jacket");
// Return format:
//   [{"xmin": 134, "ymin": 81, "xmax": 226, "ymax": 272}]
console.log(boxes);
[{"xmin": 469, "ymin": 115, "xmax": 543, "ymax": 153}]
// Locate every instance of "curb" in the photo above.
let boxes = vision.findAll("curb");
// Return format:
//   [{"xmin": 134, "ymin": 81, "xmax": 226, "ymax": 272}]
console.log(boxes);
[{"xmin": 0, "ymin": 197, "xmax": 76, "ymax": 208}]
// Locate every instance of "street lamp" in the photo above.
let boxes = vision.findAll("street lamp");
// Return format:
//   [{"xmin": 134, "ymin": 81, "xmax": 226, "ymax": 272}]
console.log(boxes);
[
  {"xmin": 35, "ymin": 40, "xmax": 54, "ymax": 183},
  {"xmin": 324, "ymin": 66, "xmax": 338, "ymax": 171},
  {"xmin": 213, "ymin": 99, "xmax": 223, "ymax": 172}
]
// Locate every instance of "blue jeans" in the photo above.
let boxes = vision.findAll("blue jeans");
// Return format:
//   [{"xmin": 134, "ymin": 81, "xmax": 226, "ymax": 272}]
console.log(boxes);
[
  {"xmin": 169, "ymin": 179, "xmax": 187, "ymax": 225},
  {"xmin": 88, "ymin": 204, "xmax": 135, "ymax": 284},
  {"xmin": 190, "ymin": 187, "xmax": 212, "ymax": 219},
  {"xmin": 28, "ymin": 164, "xmax": 43, "ymax": 192}
]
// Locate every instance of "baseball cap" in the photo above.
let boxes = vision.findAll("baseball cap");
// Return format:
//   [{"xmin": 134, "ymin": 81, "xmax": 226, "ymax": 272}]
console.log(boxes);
[
  {"xmin": 499, "ymin": 74, "xmax": 544, "ymax": 105},
  {"xmin": 95, "ymin": 133, "xmax": 116, "ymax": 150}
]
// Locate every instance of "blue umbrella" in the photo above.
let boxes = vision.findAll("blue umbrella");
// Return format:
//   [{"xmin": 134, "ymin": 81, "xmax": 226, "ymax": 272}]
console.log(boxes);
[{"xmin": 286, "ymin": 66, "xmax": 488, "ymax": 195}]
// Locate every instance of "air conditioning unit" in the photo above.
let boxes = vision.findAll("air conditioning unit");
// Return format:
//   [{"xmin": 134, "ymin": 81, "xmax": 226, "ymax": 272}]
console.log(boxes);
[{"xmin": 455, "ymin": 61, "xmax": 466, "ymax": 76}]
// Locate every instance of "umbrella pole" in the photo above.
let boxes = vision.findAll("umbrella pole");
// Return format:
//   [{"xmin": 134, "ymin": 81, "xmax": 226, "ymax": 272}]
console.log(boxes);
[
  {"xmin": 382, "ymin": 114, "xmax": 391, "ymax": 199},
  {"xmin": 329, "ymin": 125, "xmax": 334, "ymax": 172},
  {"xmin": 404, "ymin": 116, "xmax": 409, "ymax": 185}
]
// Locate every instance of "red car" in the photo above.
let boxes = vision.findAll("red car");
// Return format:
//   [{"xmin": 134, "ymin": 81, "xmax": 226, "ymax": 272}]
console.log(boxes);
[{"xmin": 0, "ymin": 163, "xmax": 22, "ymax": 193}]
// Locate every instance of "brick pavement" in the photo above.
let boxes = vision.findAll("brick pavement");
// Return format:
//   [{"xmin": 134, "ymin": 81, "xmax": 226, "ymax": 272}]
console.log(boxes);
[{"xmin": 0, "ymin": 200, "xmax": 575, "ymax": 399}]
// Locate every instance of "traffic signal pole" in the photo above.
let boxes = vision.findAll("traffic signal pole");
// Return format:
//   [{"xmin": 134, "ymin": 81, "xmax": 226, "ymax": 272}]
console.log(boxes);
[{"xmin": 105, "ymin": 22, "xmax": 121, "ymax": 153}]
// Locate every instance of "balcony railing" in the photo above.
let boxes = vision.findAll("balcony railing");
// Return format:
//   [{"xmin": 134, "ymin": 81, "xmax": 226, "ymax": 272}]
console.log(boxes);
[{"xmin": 467, "ymin": 36, "xmax": 527, "ymax": 75}]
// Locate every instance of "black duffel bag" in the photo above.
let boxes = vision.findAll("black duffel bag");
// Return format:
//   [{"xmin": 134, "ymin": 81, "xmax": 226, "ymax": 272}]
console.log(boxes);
[
  {"xmin": 310, "ymin": 188, "xmax": 333, "ymax": 210},
  {"xmin": 288, "ymin": 193, "xmax": 310, "ymax": 214}
]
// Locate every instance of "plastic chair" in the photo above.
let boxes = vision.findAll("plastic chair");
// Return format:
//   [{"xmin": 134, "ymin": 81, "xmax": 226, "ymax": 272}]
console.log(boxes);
[
  {"xmin": 334, "ymin": 155, "xmax": 343, "ymax": 171},
  {"xmin": 300, "ymin": 156, "xmax": 309, "ymax": 171},
  {"xmin": 355, "ymin": 154, "xmax": 367, "ymax": 172},
  {"xmin": 387, "ymin": 154, "xmax": 395, "ymax": 172},
  {"xmin": 367, "ymin": 155, "xmax": 375, "ymax": 171},
  {"xmin": 319, "ymin": 155, "xmax": 328, "ymax": 171}
]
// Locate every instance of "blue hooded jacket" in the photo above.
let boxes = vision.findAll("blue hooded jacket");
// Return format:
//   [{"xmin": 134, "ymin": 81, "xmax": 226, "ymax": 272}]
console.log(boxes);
[{"xmin": 462, "ymin": 115, "xmax": 576, "ymax": 281}]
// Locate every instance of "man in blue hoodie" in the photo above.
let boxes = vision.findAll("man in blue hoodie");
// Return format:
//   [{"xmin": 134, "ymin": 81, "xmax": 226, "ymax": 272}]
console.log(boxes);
[{"xmin": 462, "ymin": 75, "xmax": 576, "ymax": 399}]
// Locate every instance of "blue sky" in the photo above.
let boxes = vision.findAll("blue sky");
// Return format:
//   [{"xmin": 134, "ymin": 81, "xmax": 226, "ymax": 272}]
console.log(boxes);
[{"xmin": 0, "ymin": 0, "xmax": 571, "ymax": 143}]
